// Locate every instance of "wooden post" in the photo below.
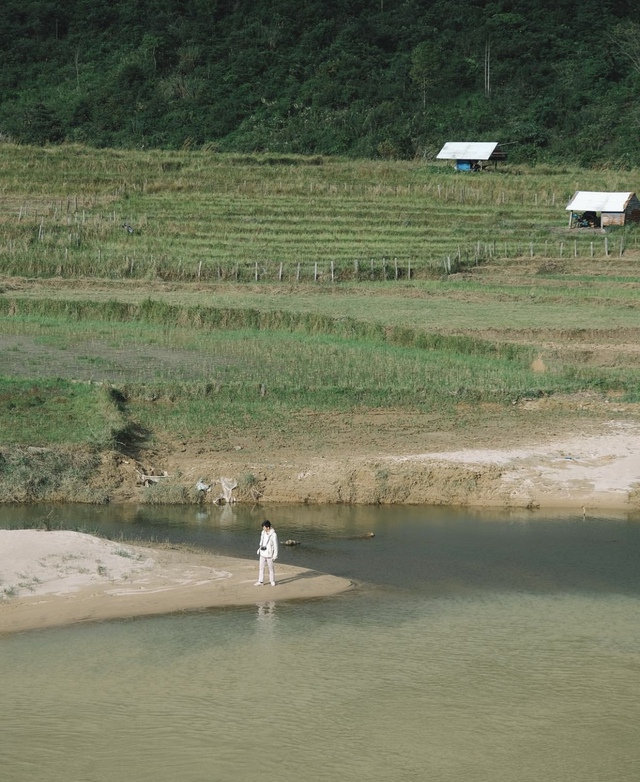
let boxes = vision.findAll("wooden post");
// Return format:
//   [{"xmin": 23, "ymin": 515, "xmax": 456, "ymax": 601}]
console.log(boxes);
[
  {"xmin": 296, "ymin": 263, "xmax": 301, "ymax": 282},
  {"xmin": 197, "ymin": 260, "xmax": 202, "ymax": 280},
  {"xmin": 605, "ymin": 237, "xmax": 609, "ymax": 257},
  {"xmin": 314, "ymin": 262, "xmax": 318, "ymax": 281},
  {"xmin": 279, "ymin": 262, "xmax": 283, "ymax": 281},
  {"xmin": 255, "ymin": 261, "xmax": 259, "ymax": 281},
  {"xmin": 620, "ymin": 237, "xmax": 624, "ymax": 257},
  {"xmin": 394, "ymin": 258, "xmax": 398, "ymax": 280},
  {"xmin": 408, "ymin": 259, "xmax": 411, "ymax": 279},
  {"xmin": 560, "ymin": 242, "xmax": 564, "ymax": 257},
  {"xmin": 574, "ymin": 240, "xmax": 577, "ymax": 258},
  {"xmin": 590, "ymin": 242, "xmax": 594, "ymax": 258},
  {"xmin": 331, "ymin": 260, "xmax": 335, "ymax": 282}
]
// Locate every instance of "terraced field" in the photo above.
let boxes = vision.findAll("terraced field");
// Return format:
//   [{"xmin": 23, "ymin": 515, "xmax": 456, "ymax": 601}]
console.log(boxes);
[
  {"xmin": 2, "ymin": 145, "xmax": 639, "ymax": 282},
  {"xmin": 1, "ymin": 144, "xmax": 639, "ymax": 504}
]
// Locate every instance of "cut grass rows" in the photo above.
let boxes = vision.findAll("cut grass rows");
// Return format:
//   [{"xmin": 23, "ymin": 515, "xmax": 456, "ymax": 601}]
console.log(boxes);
[{"xmin": 2, "ymin": 145, "xmax": 640, "ymax": 283}]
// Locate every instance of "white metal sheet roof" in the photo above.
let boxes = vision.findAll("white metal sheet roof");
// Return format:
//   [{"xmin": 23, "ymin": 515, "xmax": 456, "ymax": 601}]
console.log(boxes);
[
  {"xmin": 437, "ymin": 142, "xmax": 500, "ymax": 160},
  {"xmin": 566, "ymin": 191, "xmax": 634, "ymax": 212}
]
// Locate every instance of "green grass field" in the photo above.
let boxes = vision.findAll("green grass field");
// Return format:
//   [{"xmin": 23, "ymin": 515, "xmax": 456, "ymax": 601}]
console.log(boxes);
[
  {"xmin": 2, "ymin": 144, "xmax": 640, "ymax": 281},
  {"xmin": 1, "ymin": 143, "xmax": 639, "ymax": 503}
]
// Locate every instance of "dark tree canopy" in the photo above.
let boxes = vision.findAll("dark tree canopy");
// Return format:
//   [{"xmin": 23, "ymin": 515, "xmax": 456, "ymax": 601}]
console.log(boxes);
[{"xmin": 1, "ymin": 0, "xmax": 639, "ymax": 163}]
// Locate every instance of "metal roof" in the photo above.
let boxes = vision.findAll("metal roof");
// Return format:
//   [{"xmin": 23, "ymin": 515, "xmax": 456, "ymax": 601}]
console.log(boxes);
[
  {"xmin": 566, "ymin": 191, "xmax": 635, "ymax": 212},
  {"xmin": 436, "ymin": 142, "xmax": 500, "ymax": 160}
]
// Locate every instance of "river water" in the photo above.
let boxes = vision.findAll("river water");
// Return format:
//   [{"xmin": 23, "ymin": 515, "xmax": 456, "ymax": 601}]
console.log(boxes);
[{"xmin": 1, "ymin": 504, "xmax": 640, "ymax": 782}]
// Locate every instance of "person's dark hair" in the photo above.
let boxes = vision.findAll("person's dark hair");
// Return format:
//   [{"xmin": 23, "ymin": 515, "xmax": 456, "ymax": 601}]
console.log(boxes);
[{"xmin": 262, "ymin": 520, "xmax": 271, "ymax": 528}]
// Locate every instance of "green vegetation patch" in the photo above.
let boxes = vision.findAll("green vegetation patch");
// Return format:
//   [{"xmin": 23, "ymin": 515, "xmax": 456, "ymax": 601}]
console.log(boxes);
[{"xmin": 0, "ymin": 377, "xmax": 123, "ymax": 447}]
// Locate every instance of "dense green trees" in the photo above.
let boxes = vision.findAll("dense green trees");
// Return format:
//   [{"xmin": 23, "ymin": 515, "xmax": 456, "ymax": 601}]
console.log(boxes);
[{"xmin": 1, "ymin": 0, "xmax": 639, "ymax": 162}]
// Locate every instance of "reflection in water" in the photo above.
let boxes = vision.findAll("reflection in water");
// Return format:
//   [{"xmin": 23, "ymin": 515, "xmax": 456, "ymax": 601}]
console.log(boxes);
[
  {"xmin": 256, "ymin": 601, "xmax": 277, "ymax": 622},
  {"xmin": 1, "ymin": 505, "xmax": 640, "ymax": 782}
]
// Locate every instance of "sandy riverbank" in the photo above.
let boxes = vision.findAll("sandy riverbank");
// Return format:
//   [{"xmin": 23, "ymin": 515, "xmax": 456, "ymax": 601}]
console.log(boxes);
[
  {"xmin": 143, "ymin": 421, "xmax": 640, "ymax": 510},
  {"xmin": 0, "ymin": 530, "xmax": 353, "ymax": 635}
]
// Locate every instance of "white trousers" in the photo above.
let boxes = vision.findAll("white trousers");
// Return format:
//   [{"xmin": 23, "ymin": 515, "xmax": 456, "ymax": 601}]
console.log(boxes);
[{"xmin": 258, "ymin": 556, "xmax": 275, "ymax": 584}]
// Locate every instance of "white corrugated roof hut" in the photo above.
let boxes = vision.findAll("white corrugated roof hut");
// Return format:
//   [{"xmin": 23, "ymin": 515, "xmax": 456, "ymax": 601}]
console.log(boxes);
[
  {"xmin": 566, "ymin": 191, "xmax": 640, "ymax": 228},
  {"xmin": 437, "ymin": 142, "xmax": 507, "ymax": 170}
]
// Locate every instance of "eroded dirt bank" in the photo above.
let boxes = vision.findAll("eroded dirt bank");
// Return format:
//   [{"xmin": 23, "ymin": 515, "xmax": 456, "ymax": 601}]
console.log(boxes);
[{"xmin": 99, "ymin": 420, "xmax": 640, "ymax": 512}]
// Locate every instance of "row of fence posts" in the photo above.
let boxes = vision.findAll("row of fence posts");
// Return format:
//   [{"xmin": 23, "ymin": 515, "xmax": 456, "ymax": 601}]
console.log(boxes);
[
  {"xmin": 240, "ymin": 258, "xmax": 413, "ymax": 282},
  {"xmin": 457, "ymin": 235, "xmax": 626, "ymax": 264},
  {"xmin": 214, "ymin": 235, "xmax": 628, "ymax": 282}
]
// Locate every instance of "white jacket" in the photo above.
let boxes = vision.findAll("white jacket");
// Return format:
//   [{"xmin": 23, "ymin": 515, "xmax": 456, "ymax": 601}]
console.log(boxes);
[{"xmin": 257, "ymin": 528, "xmax": 278, "ymax": 559}]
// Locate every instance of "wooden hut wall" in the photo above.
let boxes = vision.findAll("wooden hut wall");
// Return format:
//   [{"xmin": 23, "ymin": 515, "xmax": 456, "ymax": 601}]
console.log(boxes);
[
  {"xmin": 601, "ymin": 211, "xmax": 625, "ymax": 227},
  {"xmin": 626, "ymin": 194, "xmax": 640, "ymax": 224},
  {"xmin": 602, "ymin": 195, "xmax": 640, "ymax": 227}
]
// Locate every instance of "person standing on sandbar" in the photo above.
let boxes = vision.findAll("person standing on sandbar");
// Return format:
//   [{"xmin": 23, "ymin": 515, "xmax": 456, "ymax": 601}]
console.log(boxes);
[{"xmin": 255, "ymin": 520, "xmax": 278, "ymax": 586}]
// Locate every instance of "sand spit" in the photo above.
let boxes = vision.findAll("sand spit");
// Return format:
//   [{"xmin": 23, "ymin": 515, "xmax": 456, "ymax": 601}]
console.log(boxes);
[{"xmin": 0, "ymin": 530, "xmax": 353, "ymax": 635}]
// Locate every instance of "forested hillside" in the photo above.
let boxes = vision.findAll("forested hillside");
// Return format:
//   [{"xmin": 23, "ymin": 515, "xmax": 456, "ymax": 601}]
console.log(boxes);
[{"xmin": 2, "ymin": 0, "xmax": 640, "ymax": 163}]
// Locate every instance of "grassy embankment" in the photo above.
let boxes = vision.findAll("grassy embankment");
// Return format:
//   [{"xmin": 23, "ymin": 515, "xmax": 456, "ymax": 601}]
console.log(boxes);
[{"xmin": 1, "ymin": 144, "xmax": 639, "ymax": 502}]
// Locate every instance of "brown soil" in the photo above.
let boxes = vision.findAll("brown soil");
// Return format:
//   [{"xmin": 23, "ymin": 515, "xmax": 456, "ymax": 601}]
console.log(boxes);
[{"xmin": 99, "ymin": 400, "xmax": 640, "ymax": 511}]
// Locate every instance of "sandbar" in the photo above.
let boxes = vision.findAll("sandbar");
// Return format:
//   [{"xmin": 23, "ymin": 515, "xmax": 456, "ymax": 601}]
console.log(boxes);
[{"xmin": 0, "ymin": 530, "xmax": 354, "ymax": 635}]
